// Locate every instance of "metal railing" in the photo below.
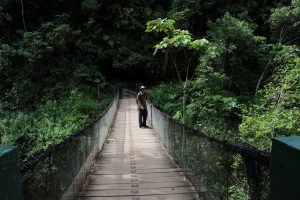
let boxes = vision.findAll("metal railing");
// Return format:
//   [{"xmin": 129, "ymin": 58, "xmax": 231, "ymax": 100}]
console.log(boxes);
[
  {"xmin": 20, "ymin": 90, "xmax": 119, "ymax": 200},
  {"xmin": 147, "ymin": 101, "xmax": 270, "ymax": 200}
]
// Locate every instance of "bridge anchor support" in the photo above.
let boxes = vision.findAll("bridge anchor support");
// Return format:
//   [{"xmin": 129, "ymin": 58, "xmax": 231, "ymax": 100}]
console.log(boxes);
[
  {"xmin": 271, "ymin": 136, "xmax": 300, "ymax": 200},
  {"xmin": 0, "ymin": 146, "xmax": 23, "ymax": 200}
]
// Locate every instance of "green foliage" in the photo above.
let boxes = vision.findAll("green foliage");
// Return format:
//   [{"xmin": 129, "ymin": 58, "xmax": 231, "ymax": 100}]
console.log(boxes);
[
  {"xmin": 146, "ymin": 18, "xmax": 176, "ymax": 35},
  {"xmin": 168, "ymin": 0, "xmax": 276, "ymax": 37},
  {"xmin": 148, "ymin": 82, "xmax": 182, "ymax": 116},
  {"xmin": 0, "ymin": 1, "xmax": 299, "ymax": 198},
  {"xmin": 269, "ymin": 0, "xmax": 300, "ymax": 44},
  {"xmin": 0, "ymin": 111, "xmax": 35, "ymax": 154},
  {"xmin": 239, "ymin": 46, "xmax": 300, "ymax": 150},
  {"xmin": 81, "ymin": 0, "xmax": 101, "ymax": 13},
  {"xmin": 0, "ymin": 19, "xmax": 106, "ymax": 110},
  {"xmin": 0, "ymin": 89, "xmax": 112, "ymax": 155},
  {"xmin": 207, "ymin": 12, "xmax": 267, "ymax": 94},
  {"xmin": 229, "ymin": 184, "xmax": 249, "ymax": 200},
  {"xmin": 115, "ymin": 7, "xmax": 145, "ymax": 30},
  {"xmin": 149, "ymin": 66, "xmax": 238, "ymax": 139},
  {"xmin": 112, "ymin": 45, "xmax": 148, "ymax": 70},
  {"xmin": 146, "ymin": 18, "xmax": 210, "ymax": 55},
  {"xmin": 228, "ymin": 155, "xmax": 249, "ymax": 200},
  {"xmin": 186, "ymin": 66, "xmax": 238, "ymax": 138},
  {"xmin": 98, "ymin": 0, "xmax": 167, "ymax": 79},
  {"xmin": 0, "ymin": 5, "xmax": 12, "ymax": 32},
  {"xmin": 45, "ymin": 23, "xmax": 74, "ymax": 50},
  {"xmin": 0, "ymin": 14, "xmax": 112, "ymax": 155},
  {"xmin": 146, "ymin": 1, "xmax": 299, "ymax": 152},
  {"xmin": 0, "ymin": 0, "xmax": 298, "ymax": 163},
  {"xmin": 147, "ymin": 17, "xmax": 213, "ymax": 124},
  {"xmin": 0, "ymin": 43, "xmax": 14, "ymax": 69},
  {"xmin": 208, "ymin": 13, "xmax": 264, "ymax": 47}
]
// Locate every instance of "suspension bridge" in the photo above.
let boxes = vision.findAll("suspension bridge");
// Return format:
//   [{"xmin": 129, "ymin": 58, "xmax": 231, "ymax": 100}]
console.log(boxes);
[
  {"xmin": 1, "ymin": 88, "xmax": 298, "ymax": 200},
  {"xmin": 77, "ymin": 91, "xmax": 198, "ymax": 199}
]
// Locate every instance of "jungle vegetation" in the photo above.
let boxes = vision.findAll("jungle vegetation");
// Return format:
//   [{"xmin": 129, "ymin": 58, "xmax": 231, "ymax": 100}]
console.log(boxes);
[{"xmin": 0, "ymin": 0, "xmax": 299, "ymax": 155}]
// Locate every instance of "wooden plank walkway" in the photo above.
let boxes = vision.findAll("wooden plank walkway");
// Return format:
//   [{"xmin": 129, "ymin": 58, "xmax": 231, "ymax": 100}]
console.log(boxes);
[{"xmin": 77, "ymin": 94, "xmax": 198, "ymax": 200}]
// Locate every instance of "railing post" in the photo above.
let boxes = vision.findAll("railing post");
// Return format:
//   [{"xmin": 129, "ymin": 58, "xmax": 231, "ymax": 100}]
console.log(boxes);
[
  {"xmin": 173, "ymin": 122, "xmax": 176, "ymax": 163},
  {"xmin": 225, "ymin": 150, "xmax": 230, "ymax": 200},
  {"xmin": 182, "ymin": 126, "xmax": 187, "ymax": 177},
  {"xmin": 151, "ymin": 104, "xmax": 153, "ymax": 127},
  {"xmin": 48, "ymin": 154, "xmax": 56, "ymax": 199},
  {"xmin": 165, "ymin": 116, "xmax": 170, "ymax": 153},
  {"xmin": 0, "ymin": 146, "xmax": 23, "ymax": 200},
  {"xmin": 271, "ymin": 136, "xmax": 300, "ymax": 200}
]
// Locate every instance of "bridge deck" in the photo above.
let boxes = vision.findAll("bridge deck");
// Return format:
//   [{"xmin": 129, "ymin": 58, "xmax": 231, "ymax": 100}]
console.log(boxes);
[{"xmin": 77, "ymin": 95, "xmax": 198, "ymax": 200}]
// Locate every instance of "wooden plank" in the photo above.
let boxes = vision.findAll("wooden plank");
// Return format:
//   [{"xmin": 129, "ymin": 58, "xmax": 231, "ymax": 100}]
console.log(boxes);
[
  {"xmin": 87, "ymin": 176, "xmax": 187, "ymax": 185},
  {"xmin": 77, "ymin": 193, "xmax": 197, "ymax": 200},
  {"xmin": 92, "ymin": 168, "xmax": 183, "ymax": 175},
  {"xmin": 76, "ymin": 97, "xmax": 197, "ymax": 200},
  {"xmin": 78, "ymin": 187, "xmax": 196, "ymax": 196},
  {"xmin": 83, "ymin": 182, "xmax": 191, "ymax": 190}
]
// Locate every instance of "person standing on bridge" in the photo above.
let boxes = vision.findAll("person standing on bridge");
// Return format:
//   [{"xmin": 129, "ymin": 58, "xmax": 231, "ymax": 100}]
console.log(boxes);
[{"xmin": 137, "ymin": 85, "xmax": 148, "ymax": 128}]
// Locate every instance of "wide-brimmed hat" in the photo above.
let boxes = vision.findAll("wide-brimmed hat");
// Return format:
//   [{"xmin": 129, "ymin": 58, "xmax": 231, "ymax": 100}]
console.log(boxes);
[{"xmin": 140, "ymin": 85, "xmax": 146, "ymax": 90}]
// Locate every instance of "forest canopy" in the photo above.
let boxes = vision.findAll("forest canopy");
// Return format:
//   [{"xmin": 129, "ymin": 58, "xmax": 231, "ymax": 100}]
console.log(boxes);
[{"xmin": 0, "ymin": 0, "xmax": 299, "ymax": 154}]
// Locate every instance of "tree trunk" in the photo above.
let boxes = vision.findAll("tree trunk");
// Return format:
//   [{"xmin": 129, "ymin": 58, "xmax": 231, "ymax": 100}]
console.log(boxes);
[
  {"xmin": 255, "ymin": 57, "xmax": 273, "ymax": 95},
  {"xmin": 162, "ymin": 51, "xmax": 169, "ymax": 75},
  {"xmin": 182, "ymin": 84, "xmax": 187, "ymax": 124},
  {"xmin": 255, "ymin": 71, "xmax": 265, "ymax": 96},
  {"xmin": 20, "ymin": 0, "xmax": 27, "ymax": 32}
]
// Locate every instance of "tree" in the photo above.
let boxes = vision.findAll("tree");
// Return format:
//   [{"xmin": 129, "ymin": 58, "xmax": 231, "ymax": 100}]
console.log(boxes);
[
  {"xmin": 207, "ymin": 13, "xmax": 267, "ymax": 95},
  {"xmin": 146, "ymin": 18, "xmax": 213, "ymax": 123},
  {"xmin": 269, "ymin": 0, "xmax": 300, "ymax": 45},
  {"xmin": 239, "ymin": 46, "xmax": 300, "ymax": 150}
]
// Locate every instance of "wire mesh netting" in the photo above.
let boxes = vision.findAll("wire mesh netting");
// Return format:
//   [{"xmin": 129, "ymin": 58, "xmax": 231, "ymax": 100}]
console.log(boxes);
[
  {"xmin": 147, "ymin": 102, "xmax": 270, "ymax": 200},
  {"xmin": 20, "ymin": 91, "xmax": 119, "ymax": 200}
]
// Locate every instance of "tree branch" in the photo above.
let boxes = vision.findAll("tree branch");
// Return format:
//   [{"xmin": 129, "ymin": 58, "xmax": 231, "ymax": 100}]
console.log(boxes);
[
  {"xmin": 162, "ymin": 51, "xmax": 169, "ymax": 74},
  {"xmin": 255, "ymin": 56, "xmax": 273, "ymax": 95},
  {"xmin": 170, "ymin": 52, "xmax": 183, "ymax": 85},
  {"xmin": 20, "ymin": 0, "xmax": 27, "ymax": 32},
  {"xmin": 278, "ymin": 23, "xmax": 285, "ymax": 44}
]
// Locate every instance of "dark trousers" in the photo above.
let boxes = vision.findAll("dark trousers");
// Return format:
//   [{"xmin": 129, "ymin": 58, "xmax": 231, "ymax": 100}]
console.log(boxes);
[{"xmin": 139, "ymin": 109, "xmax": 148, "ymax": 127}]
